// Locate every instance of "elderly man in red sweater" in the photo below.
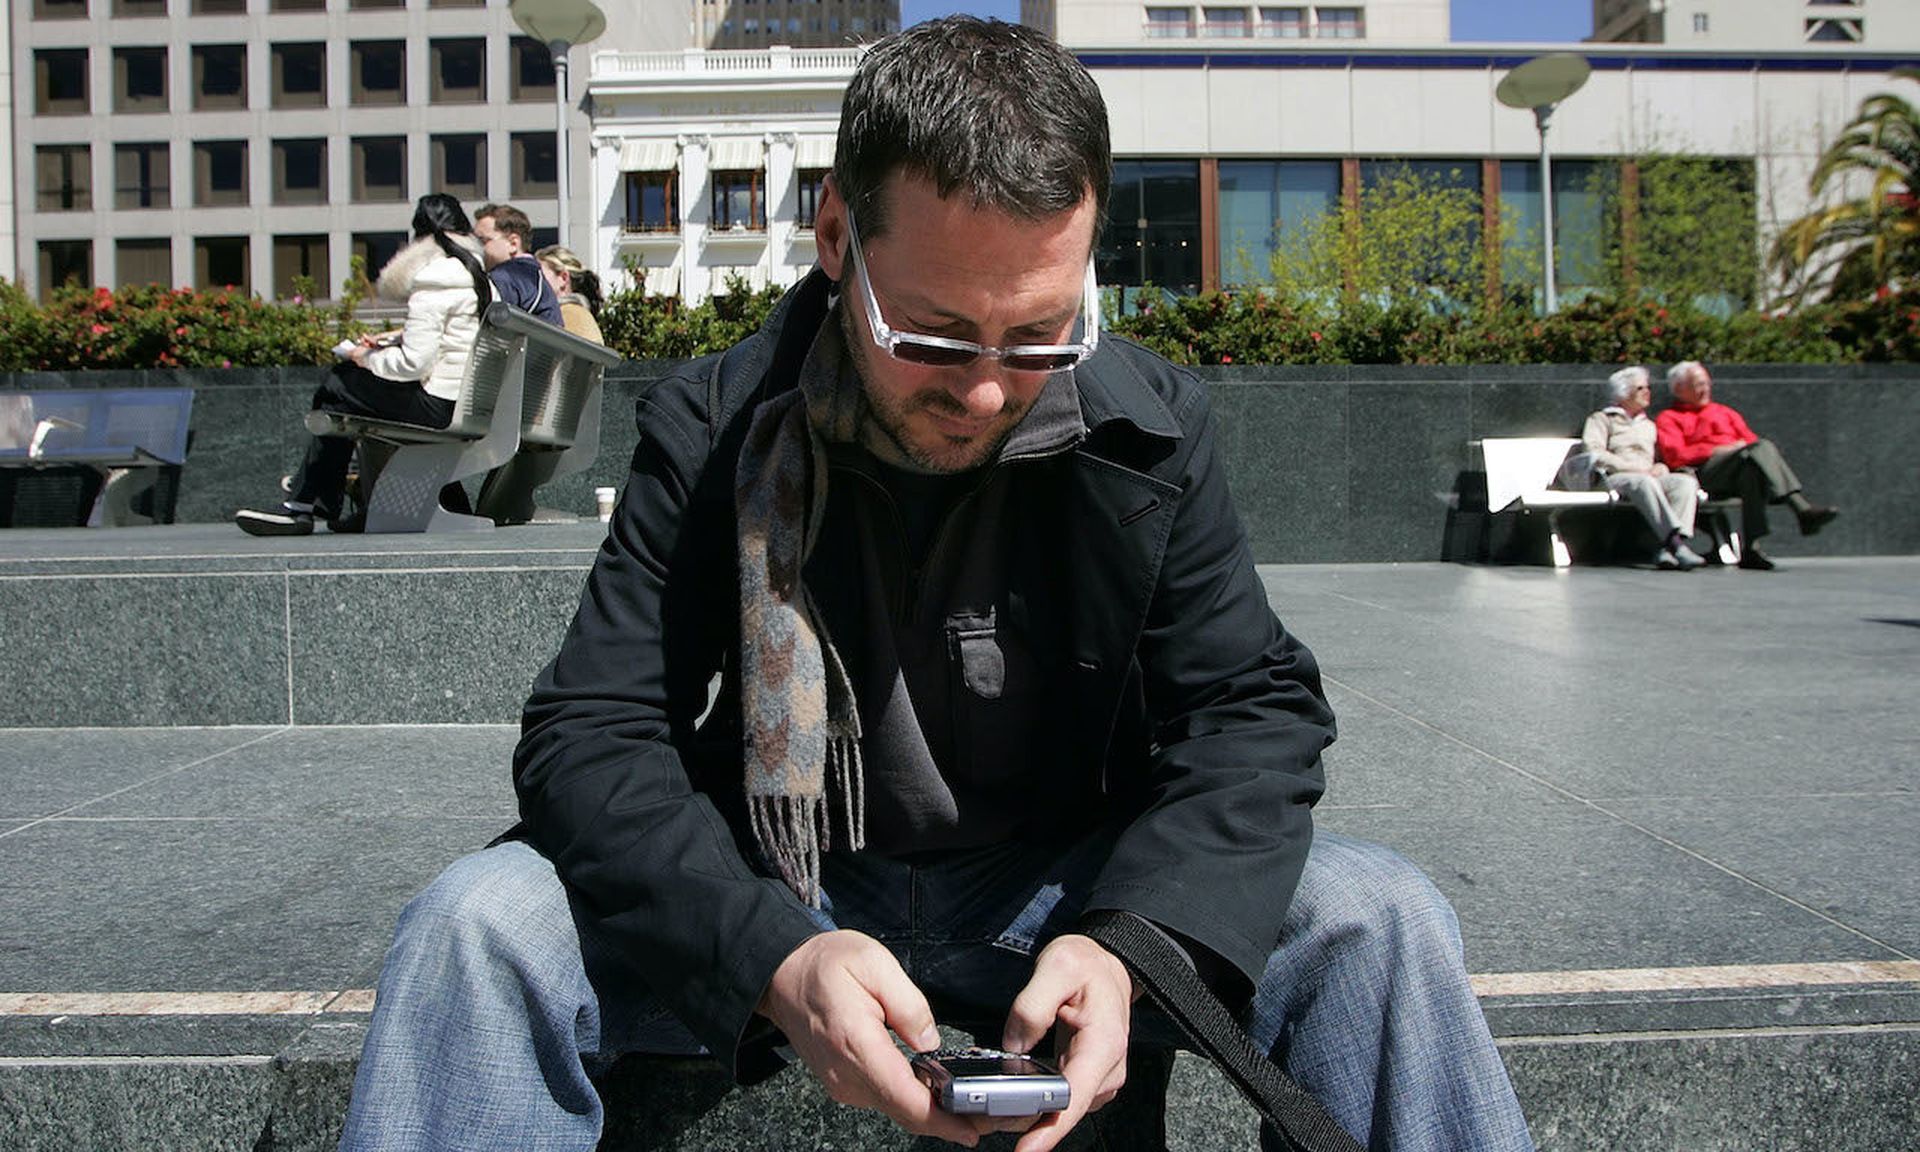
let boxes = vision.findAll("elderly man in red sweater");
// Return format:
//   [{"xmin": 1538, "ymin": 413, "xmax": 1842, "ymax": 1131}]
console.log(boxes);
[{"xmin": 1656, "ymin": 360, "xmax": 1838, "ymax": 570}]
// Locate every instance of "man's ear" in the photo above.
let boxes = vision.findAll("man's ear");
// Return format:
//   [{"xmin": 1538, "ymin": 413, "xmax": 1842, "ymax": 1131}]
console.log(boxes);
[{"xmin": 815, "ymin": 175, "xmax": 849, "ymax": 283}]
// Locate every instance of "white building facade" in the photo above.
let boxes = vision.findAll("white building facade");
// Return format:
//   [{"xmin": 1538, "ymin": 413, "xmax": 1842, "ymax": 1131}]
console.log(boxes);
[
  {"xmin": 583, "ymin": 39, "xmax": 1919, "ymax": 307},
  {"xmin": 1029, "ymin": 0, "xmax": 1449, "ymax": 46}
]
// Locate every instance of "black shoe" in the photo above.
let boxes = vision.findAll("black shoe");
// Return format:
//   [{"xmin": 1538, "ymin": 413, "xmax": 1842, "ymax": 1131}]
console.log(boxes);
[
  {"xmin": 326, "ymin": 509, "xmax": 366, "ymax": 534},
  {"xmin": 1796, "ymin": 505, "xmax": 1839, "ymax": 536},
  {"xmin": 1737, "ymin": 545, "xmax": 1776, "ymax": 571},
  {"xmin": 236, "ymin": 507, "xmax": 314, "ymax": 537}
]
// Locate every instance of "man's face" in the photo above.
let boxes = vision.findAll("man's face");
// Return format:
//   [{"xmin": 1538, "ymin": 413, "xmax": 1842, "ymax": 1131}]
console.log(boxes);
[
  {"xmin": 816, "ymin": 174, "xmax": 1098, "ymax": 474},
  {"xmin": 1676, "ymin": 366, "xmax": 1712, "ymax": 406},
  {"xmin": 472, "ymin": 216, "xmax": 520, "ymax": 270}
]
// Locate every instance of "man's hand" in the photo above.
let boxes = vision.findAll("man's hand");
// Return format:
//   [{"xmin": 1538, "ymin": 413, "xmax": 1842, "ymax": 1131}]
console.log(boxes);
[
  {"xmin": 758, "ymin": 930, "xmax": 981, "ymax": 1147},
  {"xmin": 1651, "ymin": 462, "xmax": 1670, "ymax": 477},
  {"xmin": 997, "ymin": 934, "xmax": 1134, "ymax": 1152}
]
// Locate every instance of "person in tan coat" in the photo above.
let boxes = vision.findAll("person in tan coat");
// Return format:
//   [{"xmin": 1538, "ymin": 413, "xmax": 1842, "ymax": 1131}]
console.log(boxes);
[{"xmin": 1580, "ymin": 366, "xmax": 1706, "ymax": 570}]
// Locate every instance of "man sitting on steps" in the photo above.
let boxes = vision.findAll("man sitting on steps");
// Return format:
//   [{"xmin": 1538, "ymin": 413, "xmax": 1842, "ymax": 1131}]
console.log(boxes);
[{"xmin": 1655, "ymin": 360, "xmax": 1839, "ymax": 571}]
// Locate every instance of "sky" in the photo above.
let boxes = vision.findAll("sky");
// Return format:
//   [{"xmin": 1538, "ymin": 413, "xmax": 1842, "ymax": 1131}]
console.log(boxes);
[{"xmin": 899, "ymin": 0, "xmax": 1595, "ymax": 43}]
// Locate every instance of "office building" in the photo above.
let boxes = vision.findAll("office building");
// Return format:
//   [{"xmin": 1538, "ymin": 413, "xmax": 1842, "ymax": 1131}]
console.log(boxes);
[
  {"xmin": 10, "ymin": 0, "xmax": 572, "ymax": 301},
  {"xmin": 1592, "ymin": 0, "xmax": 1920, "ymax": 50}
]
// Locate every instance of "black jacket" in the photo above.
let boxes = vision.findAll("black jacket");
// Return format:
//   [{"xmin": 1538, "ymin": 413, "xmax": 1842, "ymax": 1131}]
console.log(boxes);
[{"xmin": 513, "ymin": 270, "xmax": 1335, "ymax": 1080}]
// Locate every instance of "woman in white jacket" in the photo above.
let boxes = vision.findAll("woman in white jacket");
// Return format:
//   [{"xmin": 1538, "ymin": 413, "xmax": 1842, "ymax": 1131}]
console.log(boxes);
[{"xmin": 236, "ymin": 193, "xmax": 492, "ymax": 536}]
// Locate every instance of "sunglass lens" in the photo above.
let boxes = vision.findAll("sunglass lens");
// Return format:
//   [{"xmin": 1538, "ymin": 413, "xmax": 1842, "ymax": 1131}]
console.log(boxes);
[
  {"xmin": 1003, "ymin": 352, "xmax": 1082, "ymax": 372},
  {"xmin": 892, "ymin": 342, "xmax": 977, "ymax": 368}
]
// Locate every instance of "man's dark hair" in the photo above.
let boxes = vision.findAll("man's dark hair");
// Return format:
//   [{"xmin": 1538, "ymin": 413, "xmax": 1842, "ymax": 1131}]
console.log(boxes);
[
  {"xmin": 475, "ymin": 202, "xmax": 533, "ymax": 247},
  {"xmin": 834, "ymin": 17, "xmax": 1110, "ymax": 240}
]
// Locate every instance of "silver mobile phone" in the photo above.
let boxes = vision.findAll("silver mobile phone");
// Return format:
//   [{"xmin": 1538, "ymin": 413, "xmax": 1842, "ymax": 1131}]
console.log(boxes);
[{"xmin": 910, "ymin": 1047, "xmax": 1071, "ymax": 1117}]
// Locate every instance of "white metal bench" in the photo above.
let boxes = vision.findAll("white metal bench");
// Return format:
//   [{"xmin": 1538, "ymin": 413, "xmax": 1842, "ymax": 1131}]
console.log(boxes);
[
  {"xmin": 304, "ymin": 303, "xmax": 536, "ymax": 533},
  {"xmin": 1475, "ymin": 437, "xmax": 1741, "ymax": 567},
  {"xmin": 474, "ymin": 320, "xmax": 622, "ymax": 525}
]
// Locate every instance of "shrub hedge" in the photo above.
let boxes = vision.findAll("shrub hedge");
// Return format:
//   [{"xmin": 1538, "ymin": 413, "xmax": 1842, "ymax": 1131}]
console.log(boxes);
[{"xmin": 2, "ymin": 277, "xmax": 1913, "ymax": 370}]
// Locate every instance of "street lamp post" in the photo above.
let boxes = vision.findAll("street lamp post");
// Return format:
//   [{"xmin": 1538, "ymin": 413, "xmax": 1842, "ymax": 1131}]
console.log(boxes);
[
  {"xmin": 1496, "ymin": 53, "xmax": 1591, "ymax": 314},
  {"xmin": 509, "ymin": 0, "xmax": 607, "ymax": 251}
]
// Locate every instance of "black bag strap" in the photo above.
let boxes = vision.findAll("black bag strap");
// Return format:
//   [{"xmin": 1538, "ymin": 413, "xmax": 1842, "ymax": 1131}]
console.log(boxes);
[{"xmin": 1081, "ymin": 910, "xmax": 1365, "ymax": 1152}]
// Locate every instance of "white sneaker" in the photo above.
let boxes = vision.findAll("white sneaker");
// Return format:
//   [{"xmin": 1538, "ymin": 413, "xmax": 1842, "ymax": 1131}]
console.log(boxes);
[{"xmin": 235, "ymin": 507, "xmax": 315, "ymax": 537}]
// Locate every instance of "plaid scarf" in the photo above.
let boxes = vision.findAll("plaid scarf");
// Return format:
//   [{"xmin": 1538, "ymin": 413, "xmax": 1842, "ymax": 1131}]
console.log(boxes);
[{"xmin": 733, "ymin": 312, "xmax": 907, "ymax": 906}]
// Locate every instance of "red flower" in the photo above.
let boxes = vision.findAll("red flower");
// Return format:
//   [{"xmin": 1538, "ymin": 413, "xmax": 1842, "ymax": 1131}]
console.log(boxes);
[
  {"xmin": 1310, "ymin": 330, "xmax": 1323, "ymax": 342},
  {"xmin": 1220, "ymin": 354, "xmax": 1233, "ymax": 364},
  {"xmin": 90, "ymin": 323, "xmax": 110, "ymax": 335}
]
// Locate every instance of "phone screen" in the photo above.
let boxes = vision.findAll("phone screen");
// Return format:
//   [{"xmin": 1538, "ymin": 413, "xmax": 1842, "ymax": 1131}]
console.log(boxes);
[{"xmin": 940, "ymin": 1054, "xmax": 1054, "ymax": 1078}]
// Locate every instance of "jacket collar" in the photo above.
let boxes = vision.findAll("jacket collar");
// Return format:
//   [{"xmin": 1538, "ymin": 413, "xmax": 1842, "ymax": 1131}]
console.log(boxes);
[{"xmin": 1071, "ymin": 340, "xmax": 1184, "ymax": 442}]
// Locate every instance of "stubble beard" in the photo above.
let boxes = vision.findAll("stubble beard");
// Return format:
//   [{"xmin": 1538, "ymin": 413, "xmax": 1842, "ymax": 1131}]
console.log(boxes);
[{"xmin": 839, "ymin": 306, "xmax": 1029, "ymax": 474}]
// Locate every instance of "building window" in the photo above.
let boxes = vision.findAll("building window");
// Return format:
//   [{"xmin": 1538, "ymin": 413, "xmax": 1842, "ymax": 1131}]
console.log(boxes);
[
  {"xmin": 1145, "ymin": 6, "xmax": 1192, "ymax": 37},
  {"xmin": 1691, "ymin": 12, "xmax": 1708, "ymax": 34},
  {"xmin": 195, "ymin": 236, "xmax": 251, "ymax": 291},
  {"xmin": 113, "ymin": 0, "xmax": 168, "ymax": 14},
  {"xmin": 1805, "ymin": 17, "xmax": 1863, "ymax": 41},
  {"xmin": 273, "ymin": 235, "xmax": 330, "ymax": 298},
  {"xmin": 795, "ymin": 168, "xmax": 828, "ymax": 230},
  {"xmin": 1217, "ymin": 159, "xmax": 1340, "ymax": 286},
  {"xmin": 352, "ymin": 41, "xmax": 405, "ymax": 105},
  {"xmin": 270, "ymin": 0, "xmax": 324, "ymax": 10},
  {"xmin": 1315, "ymin": 5, "xmax": 1362, "ymax": 37},
  {"xmin": 352, "ymin": 232, "xmax": 407, "ymax": 285},
  {"xmin": 35, "ymin": 50, "xmax": 90, "ymax": 116},
  {"xmin": 1499, "ymin": 158, "xmax": 1611, "ymax": 307},
  {"xmin": 194, "ymin": 44, "xmax": 248, "ymax": 110},
  {"xmin": 511, "ymin": 37, "xmax": 556, "ymax": 100},
  {"xmin": 1202, "ymin": 7, "xmax": 1250, "ymax": 37},
  {"xmin": 430, "ymin": 38, "xmax": 485, "ymax": 104},
  {"xmin": 432, "ymin": 134, "xmax": 486, "ymax": 200},
  {"xmin": 430, "ymin": 0, "xmax": 485, "ymax": 8},
  {"xmin": 352, "ymin": 137, "xmax": 407, "ymax": 202},
  {"xmin": 1257, "ymin": 6, "xmax": 1305, "ymax": 36},
  {"xmin": 194, "ymin": 140, "xmax": 249, "ymax": 206},
  {"xmin": 193, "ymin": 0, "xmax": 246, "ymax": 12},
  {"xmin": 709, "ymin": 170, "xmax": 765, "ymax": 231},
  {"xmin": 113, "ymin": 47, "xmax": 169, "ymax": 113},
  {"xmin": 35, "ymin": 0, "xmax": 89, "ymax": 18},
  {"xmin": 272, "ymin": 42, "xmax": 327, "ymax": 108},
  {"xmin": 115, "ymin": 142, "xmax": 171, "ymax": 208},
  {"xmin": 35, "ymin": 145, "xmax": 93, "ymax": 212},
  {"xmin": 349, "ymin": 0, "xmax": 402, "ymax": 8},
  {"xmin": 512, "ymin": 132, "xmax": 558, "ymax": 198},
  {"xmin": 624, "ymin": 172, "xmax": 678, "ymax": 232},
  {"xmin": 117, "ymin": 239, "xmax": 173, "ymax": 288},
  {"xmin": 273, "ymin": 139, "xmax": 328, "ymax": 204},
  {"xmin": 40, "ymin": 241, "xmax": 94, "ymax": 300},
  {"xmin": 1099, "ymin": 160, "xmax": 1202, "ymax": 306}
]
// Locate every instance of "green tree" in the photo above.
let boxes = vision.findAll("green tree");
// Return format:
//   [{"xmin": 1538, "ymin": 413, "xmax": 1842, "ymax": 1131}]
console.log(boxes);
[
  {"xmin": 1772, "ymin": 66, "xmax": 1920, "ymax": 304},
  {"xmin": 1271, "ymin": 167, "xmax": 1493, "ymax": 319},
  {"xmin": 1611, "ymin": 154, "xmax": 1759, "ymax": 314}
]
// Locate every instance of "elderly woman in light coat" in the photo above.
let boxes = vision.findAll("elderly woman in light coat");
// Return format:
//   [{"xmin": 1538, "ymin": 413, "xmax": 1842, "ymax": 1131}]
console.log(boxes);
[{"xmin": 1581, "ymin": 366, "xmax": 1707, "ymax": 570}]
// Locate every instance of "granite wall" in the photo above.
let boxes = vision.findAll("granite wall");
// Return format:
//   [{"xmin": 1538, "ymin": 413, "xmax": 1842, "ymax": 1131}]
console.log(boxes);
[{"xmin": 5, "ymin": 360, "xmax": 1913, "ymax": 563}]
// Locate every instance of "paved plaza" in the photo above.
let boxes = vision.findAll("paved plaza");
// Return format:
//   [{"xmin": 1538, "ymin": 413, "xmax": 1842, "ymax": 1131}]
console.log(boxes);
[{"xmin": 0, "ymin": 530, "xmax": 1915, "ymax": 1148}]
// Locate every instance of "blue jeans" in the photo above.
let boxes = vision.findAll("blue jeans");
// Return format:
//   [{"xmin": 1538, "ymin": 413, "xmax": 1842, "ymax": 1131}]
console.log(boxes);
[{"xmin": 338, "ymin": 830, "xmax": 1533, "ymax": 1151}]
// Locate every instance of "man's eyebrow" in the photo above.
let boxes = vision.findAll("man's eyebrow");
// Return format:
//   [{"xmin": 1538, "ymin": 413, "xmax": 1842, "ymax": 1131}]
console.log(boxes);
[{"xmin": 897, "ymin": 294, "xmax": 1082, "ymax": 333}]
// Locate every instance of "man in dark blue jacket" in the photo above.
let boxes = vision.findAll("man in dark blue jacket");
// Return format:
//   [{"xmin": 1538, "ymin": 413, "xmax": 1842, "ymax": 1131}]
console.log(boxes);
[
  {"xmin": 474, "ymin": 202, "xmax": 562, "ymax": 326},
  {"xmin": 339, "ymin": 19, "xmax": 1532, "ymax": 1152}
]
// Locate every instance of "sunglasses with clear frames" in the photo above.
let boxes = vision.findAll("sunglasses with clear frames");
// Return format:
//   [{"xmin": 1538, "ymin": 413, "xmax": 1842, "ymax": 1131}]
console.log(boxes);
[{"xmin": 844, "ymin": 210, "xmax": 1100, "ymax": 373}]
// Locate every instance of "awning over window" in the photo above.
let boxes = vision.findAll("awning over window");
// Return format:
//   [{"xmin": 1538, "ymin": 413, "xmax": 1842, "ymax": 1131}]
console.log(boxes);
[
  {"xmin": 618, "ymin": 139, "xmax": 678, "ymax": 173},
  {"xmin": 706, "ymin": 137, "xmax": 766, "ymax": 171},
  {"xmin": 795, "ymin": 136, "xmax": 836, "ymax": 170}
]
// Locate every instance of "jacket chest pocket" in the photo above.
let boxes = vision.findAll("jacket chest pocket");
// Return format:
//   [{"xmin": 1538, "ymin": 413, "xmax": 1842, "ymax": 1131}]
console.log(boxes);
[{"xmin": 945, "ymin": 607, "xmax": 1041, "ymax": 786}]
